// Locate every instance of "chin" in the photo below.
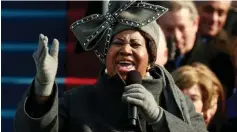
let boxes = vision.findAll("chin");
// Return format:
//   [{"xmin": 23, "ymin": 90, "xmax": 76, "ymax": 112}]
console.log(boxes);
[
  {"xmin": 205, "ymin": 120, "xmax": 210, "ymax": 126},
  {"xmin": 210, "ymin": 31, "xmax": 219, "ymax": 37},
  {"xmin": 203, "ymin": 31, "xmax": 216, "ymax": 37}
]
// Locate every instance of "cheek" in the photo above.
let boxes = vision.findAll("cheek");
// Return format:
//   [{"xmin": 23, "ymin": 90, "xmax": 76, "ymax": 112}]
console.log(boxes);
[
  {"xmin": 211, "ymin": 105, "xmax": 217, "ymax": 115},
  {"xmin": 184, "ymin": 31, "xmax": 194, "ymax": 47},
  {"xmin": 135, "ymin": 49, "xmax": 149, "ymax": 76},
  {"xmin": 105, "ymin": 47, "xmax": 117, "ymax": 76},
  {"xmin": 219, "ymin": 16, "xmax": 227, "ymax": 25},
  {"xmin": 193, "ymin": 100, "xmax": 204, "ymax": 113}
]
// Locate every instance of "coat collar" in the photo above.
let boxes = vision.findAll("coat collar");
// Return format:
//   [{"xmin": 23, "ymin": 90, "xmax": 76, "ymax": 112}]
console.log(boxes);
[
  {"xmin": 95, "ymin": 68, "xmax": 163, "ymax": 101},
  {"xmin": 93, "ymin": 67, "xmax": 164, "ymax": 129}
]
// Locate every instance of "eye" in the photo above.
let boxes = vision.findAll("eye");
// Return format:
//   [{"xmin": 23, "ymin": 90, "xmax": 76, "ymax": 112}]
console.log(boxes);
[
  {"xmin": 191, "ymin": 97, "xmax": 198, "ymax": 102},
  {"xmin": 111, "ymin": 39, "xmax": 124, "ymax": 46},
  {"xmin": 130, "ymin": 42, "xmax": 142, "ymax": 48},
  {"xmin": 112, "ymin": 42, "xmax": 123, "ymax": 46},
  {"xmin": 179, "ymin": 25, "xmax": 185, "ymax": 32},
  {"xmin": 190, "ymin": 95, "xmax": 200, "ymax": 102},
  {"xmin": 218, "ymin": 10, "xmax": 225, "ymax": 16}
]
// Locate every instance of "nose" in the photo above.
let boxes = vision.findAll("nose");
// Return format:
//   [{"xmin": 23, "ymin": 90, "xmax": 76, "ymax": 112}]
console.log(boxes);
[
  {"xmin": 210, "ymin": 12, "xmax": 219, "ymax": 24},
  {"xmin": 119, "ymin": 44, "xmax": 132, "ymax": 56},
  {"xmin": 173, "ymin": 29, "xmax": 183, "ymax": 47}
]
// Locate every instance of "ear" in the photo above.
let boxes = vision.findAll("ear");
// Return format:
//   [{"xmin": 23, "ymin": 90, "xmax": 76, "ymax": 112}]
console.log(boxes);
[
  {"xmin": 164, "ymin": 47, "xmax": 169, "ymax": 64},
  {"xmin": 164, "ymin": 47, "xmax": 168, "ymax": 58},
  {"xmin": 193, "ymin": 16, "xmax": 200, "ymax": 33},
  {"xmin": 146, "ymin": 65, "xmax": 151, "ymax": 72}
]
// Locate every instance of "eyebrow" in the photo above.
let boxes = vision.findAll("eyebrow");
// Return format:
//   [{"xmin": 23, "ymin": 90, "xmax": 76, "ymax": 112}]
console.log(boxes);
[
  {"xmin": 113, "ymin": 38, "xmax": 143, "ymax": 43},
  {"xmin": 190, "ymin": 94, "xmax": 201, "ymax": 98}
]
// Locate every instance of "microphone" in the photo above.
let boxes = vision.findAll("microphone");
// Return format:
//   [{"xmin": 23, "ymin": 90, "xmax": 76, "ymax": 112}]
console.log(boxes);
[{"xmin": 125, "ymin": 70, "xmax": 142, "ymax": 128}]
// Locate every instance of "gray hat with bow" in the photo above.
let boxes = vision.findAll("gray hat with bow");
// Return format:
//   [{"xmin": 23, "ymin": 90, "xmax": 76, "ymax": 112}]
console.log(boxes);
[{"xmin": 71, "ymin": 0, "xmax": 168, "ymax": 65}]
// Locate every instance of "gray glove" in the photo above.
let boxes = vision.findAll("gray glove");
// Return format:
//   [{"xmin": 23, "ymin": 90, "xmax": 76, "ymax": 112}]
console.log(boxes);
[
  {"xmin": 32, "ymin": 34, "xmax": 59, "ymax": 96},
  {"xmin": 122, "ymin": 84, "xmax": 163, "ymax": 124}
]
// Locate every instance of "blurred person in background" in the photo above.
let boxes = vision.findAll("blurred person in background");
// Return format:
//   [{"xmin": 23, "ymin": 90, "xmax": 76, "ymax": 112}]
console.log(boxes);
[
  {"xmin": 225, "ymin": 35, "xmax": 237, "ymax": 132},
  {"xmin": 172, "ymin": 62, "xmax": 227, "ymax": 132},
  {"xmin": 224, "ymin": 1, "xmax": 237, "ymax": 37},
  {"xmin": 155, "ymin": 1, "xmax": 200, "ymax": 72},
  {"xmin": 194, "ymin": 0, "xmax": 232, "ymax": 54},
  {"xmin": 193, "ymin": 0, "xmax": 235, "ymax": 99},
  {"xmin": 195, "ymin": 1, "xmax": 231, "ymax": 38},
  {"xmin": 155, "ymin": 25, "xmax": 168, "ymax": 67}
]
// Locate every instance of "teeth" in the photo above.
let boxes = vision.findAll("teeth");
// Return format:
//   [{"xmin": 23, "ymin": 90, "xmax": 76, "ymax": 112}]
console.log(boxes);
[
  {"xmin": 118, "ymin": 60, "xmax": 134, "ymax": 70},
  {"xmin": 119, "ymin": 61, "xmax": 132, "ymax": 64}
]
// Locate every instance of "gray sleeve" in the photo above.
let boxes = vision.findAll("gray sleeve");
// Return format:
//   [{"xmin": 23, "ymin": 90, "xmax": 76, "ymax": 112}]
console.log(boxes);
[
  {"xmin": 150, "ymin": 97, "xmax": 208, "ymax": 132},
  {"xmin": 13, "ymin": 81, "xmax": 63, "ymax": 132}
]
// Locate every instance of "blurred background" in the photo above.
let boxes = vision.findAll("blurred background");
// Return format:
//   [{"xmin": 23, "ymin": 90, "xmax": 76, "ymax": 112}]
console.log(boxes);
[
  {"xmin": 1, "ymin": 1, "xmax": 105, "ymax": 131},
  {"xmin": 1, "ymin": 1, "xmax": 237, "ymax": 132}
]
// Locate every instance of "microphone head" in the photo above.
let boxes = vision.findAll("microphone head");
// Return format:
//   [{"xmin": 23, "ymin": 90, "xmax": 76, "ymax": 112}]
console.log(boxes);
[{"xmin": 126, "ymin": 70, "xmax": 142, "ymax": 85}]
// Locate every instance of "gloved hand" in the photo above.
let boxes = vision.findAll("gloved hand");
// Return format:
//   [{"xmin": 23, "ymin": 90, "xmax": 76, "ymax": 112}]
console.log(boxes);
[
  {"xmin": 33, "ymin": 34, "xmax": 59, "ymax": 96},
  {"xmin": 122, "ymin": 84, "xmax": 163, "ymax": 124}
]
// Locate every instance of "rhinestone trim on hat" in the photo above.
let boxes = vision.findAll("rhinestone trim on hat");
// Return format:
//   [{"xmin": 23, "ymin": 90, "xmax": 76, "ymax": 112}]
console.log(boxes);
[
  {"xmin": 118, "ymin": 2, "xmax": 168, "ymax": 27},
  {"xmin": 71, "ymin": 1, "xmax": 135, "ymax": 52},
  {"xmin": 71, "ymin": 0, "xmax": 168, "ymax": 64}
]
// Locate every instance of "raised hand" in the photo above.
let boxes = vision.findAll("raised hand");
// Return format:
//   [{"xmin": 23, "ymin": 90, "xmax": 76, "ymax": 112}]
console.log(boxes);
[{"xmin": 33, "ymin": 34, "xmax": 59, "ymax": 96}]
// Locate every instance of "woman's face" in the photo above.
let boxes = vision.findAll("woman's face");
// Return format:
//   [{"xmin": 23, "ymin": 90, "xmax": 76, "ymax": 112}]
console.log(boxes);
[
  {"xmin": 106, "ymin": 30, "xmax": 149, "ymax": 80},
  {"xmin": 183, "ymin": 84, "xmax": 218, "ymax": 126},
  {"xmin": 182, "ymin": 84, "xmax": 204, "ymax": 114}
]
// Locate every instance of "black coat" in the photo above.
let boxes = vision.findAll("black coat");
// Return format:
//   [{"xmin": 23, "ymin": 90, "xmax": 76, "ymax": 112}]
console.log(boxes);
[{"xmin": 14, "ymin": 66, "xmax": 207, "ymax": 132}]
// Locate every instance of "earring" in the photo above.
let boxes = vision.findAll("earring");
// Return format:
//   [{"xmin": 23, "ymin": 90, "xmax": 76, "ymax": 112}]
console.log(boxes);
[{"xmin": 146, "ymin": 65, "xmax": 150, "ymax": 72}]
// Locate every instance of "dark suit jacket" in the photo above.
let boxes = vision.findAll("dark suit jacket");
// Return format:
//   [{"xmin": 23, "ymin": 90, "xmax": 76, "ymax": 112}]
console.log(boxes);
[
  {"xmin": 166, "ymin": 32, "xmax": 234, "ymax": 99},
  {"xmin": 185, "ymin": 32, "xmax": 235, "ymax": 99}
]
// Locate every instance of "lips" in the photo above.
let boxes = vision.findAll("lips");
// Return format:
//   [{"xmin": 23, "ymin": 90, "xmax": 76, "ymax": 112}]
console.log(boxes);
[{"xmin": 116, "ymin": 60, "xmax": 135, "ymax": 73}]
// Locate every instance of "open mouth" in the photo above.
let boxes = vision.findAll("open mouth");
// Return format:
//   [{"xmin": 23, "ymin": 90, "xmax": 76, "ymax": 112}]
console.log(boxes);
[{"xmin": 117, "ymin": 61, "xmax": 135, "ymax": 72}]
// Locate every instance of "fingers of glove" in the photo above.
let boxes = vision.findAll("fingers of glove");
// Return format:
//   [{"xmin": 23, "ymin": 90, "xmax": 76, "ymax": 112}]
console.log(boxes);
[
  {"xmin": 39, "ymin": 36, "xmax": 49, "ymax": 64},
  {"xmin": 33, "ymin": 34, "xmax": 45, "ymax": 66},
  {"xmin": 32, "ymin": 51, "xmax": 38, "ymax": 63},
  {"xmin": 124, "ymin": 84, "xmax": 145, "ymax": 92},
  {"xmin": 32, "ymin": 52, "xmax": 41, "ymax": 69},
  {"xmin": 36, "ymin": 34, "xmax": 46, "ymax": 58},
  {"xmin": 49, "ymin": 39, "xmax": 59, "ymax": 59},
  {"xmin": 125, "ymin": 96, "xmax": 144, "ymax": 107},
  {"xmin": 123, "ymin": 87, "xmax": 146, "ymax": 97},
  {"xmin": 122, "ymin": 92, "xmax": 145, "ymax": 102}
]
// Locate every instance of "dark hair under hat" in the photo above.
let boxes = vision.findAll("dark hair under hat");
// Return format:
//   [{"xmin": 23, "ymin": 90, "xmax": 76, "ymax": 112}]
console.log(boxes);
[{"xmin": 71, "ymin": 0, "xmax": 168, "ymax": 65}]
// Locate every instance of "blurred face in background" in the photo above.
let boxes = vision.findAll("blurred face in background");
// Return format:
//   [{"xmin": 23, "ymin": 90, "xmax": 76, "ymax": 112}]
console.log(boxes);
[
  {"xmin": 172, "ymin": 63, "xmax": 224, "ymax": 127},
  {"xmin": 158, "ymin": 8, "xmax": 199, "ymax": 55},
  {"xmin": 182, "ymin": 84, "xmax": 204, "ymax": 113},
  {"xmin": 196, "ymin": 1, "xmax": 230, "ymax": 37},
  {"xmin": 182, "ymin": 84, "xmax": 218, "ymax": 126}
]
